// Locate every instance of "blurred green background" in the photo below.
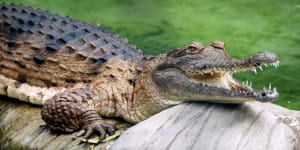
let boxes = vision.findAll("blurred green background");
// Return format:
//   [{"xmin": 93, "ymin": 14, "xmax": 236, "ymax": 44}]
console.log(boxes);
[{"xmin": 1, "ymin": 0, "xmax": 299, "ymax": 110}]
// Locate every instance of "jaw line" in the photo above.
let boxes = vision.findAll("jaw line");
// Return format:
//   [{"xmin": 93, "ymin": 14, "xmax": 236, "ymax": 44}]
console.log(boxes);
[
  {"xmin": 184, "ymin": 62, "xmax": 279, "ymax": 101},
  {"xmin": 188, "ymin": 72, "xmax": 254, "ymax": 93},
  {"xmin": 154, "ymin": 59, "xmax": 279, "ymax": 102},
  {"xmin": 174, "ymin": 66, "xmax": 254, "ymax": 93}
]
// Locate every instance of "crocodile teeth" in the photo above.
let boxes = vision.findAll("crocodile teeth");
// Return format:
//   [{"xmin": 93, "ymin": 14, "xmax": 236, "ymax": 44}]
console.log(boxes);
[
  {"xmin": 271, "ymin": 61, "xmax": 280, "ymax": 68},
  {"xmin": 273, "ymin": 61, "xmax": 280, "ymax": 68},
  {"xmin": 241, "ymin": 80, "xmax": 253, "ymax": 89},
  {"xmin": 252, "ymin": 68, "xmax": 257, "ymax": 74},
  {"xmin": 254, "ymin": 61, "xmax": 279, "ymax": 71},
  {"xmin": 273, "ymin": 87, "xmax": 277, "ymax": 92}
]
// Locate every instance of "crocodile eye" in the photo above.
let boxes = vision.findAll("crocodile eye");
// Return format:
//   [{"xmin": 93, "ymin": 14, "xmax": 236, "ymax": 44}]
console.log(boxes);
[
  {"xmin": 186, "ymin": 47, "xmax": 197, "ymax": 53},
  {"xmin": 186, "ymin": 42, "xmax": 204, "ymax": 54},
  {"xmin": 186, "ymin": 48, "xmax": 200, "ymax": 54},
  {"xmin": 167, "ymin": 42, "xmax": 204, "ymax": 58}
]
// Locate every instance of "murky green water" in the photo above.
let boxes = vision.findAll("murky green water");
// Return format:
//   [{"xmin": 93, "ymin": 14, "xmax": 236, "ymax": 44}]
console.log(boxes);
[{"xmin": 2, "ymin": 0, "xmax": 300, "ymax": 110}]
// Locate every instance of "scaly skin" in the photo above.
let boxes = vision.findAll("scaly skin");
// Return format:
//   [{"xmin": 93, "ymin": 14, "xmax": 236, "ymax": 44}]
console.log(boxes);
[{"xmin": 0, "ymin": 3, "xmax": 279, "ymax": 140}]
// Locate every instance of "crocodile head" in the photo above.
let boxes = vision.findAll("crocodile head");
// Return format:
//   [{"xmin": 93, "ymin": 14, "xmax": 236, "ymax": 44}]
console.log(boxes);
[{"xmin": 153, "ymin": 41, "xmax": 279, "ymax": 103}]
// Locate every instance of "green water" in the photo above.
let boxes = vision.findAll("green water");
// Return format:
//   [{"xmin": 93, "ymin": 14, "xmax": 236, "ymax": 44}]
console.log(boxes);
[{"xmin": 1, "ymin": 0, "xmax": 300, "ymax": 110}]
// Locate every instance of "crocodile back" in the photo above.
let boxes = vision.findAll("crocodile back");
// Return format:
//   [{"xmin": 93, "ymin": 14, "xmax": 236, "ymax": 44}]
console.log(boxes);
[{"xmin": 0, "ymin": 3, "xmax": 145, "ymax": 87}]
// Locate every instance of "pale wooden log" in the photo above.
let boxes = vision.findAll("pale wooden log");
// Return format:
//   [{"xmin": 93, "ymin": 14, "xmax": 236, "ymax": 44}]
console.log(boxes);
[
  {"xmin": 112, "ymin": 102, "xmax": 300, "ymax": 150},
  {"xmin": 0, "ymin": 97, "xmax": 113, "ymax": 150},
  {"xmin": 0, "ymin": 97, "xmax": 299, "ymax": 150}
]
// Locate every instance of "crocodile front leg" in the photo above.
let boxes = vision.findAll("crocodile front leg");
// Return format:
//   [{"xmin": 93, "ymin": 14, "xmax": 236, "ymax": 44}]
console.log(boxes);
[{"xmin": 41, "ymin": 88, "xmax": 115, "ymax": 140}]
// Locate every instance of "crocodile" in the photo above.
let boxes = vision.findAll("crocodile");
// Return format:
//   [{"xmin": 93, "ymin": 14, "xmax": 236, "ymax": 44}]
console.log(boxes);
[{"xmin": 0, "ymin": 3, "xmax": 279, "ymax": 140}]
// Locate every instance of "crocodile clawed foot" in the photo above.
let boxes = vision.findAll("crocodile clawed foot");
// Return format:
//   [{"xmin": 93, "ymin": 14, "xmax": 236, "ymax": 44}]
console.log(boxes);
[{"xmin": 74, "ymin": 121, "xmax": 115, "ymax": 143}]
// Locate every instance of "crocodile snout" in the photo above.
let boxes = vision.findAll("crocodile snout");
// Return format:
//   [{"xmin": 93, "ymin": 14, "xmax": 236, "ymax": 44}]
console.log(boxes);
[{"xmin": 252, "ymin": 51, "xmax": 278, "ymax": 64}]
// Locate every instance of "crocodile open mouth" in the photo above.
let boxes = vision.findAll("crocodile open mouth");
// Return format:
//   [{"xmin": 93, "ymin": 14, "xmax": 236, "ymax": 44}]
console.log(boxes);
[
  {"xmin": 187, "ymin": 60, "xmax": 280, "ymax": 102},
  {"xmin": 157, "ymin": 42, "xmax": 280, "ymax": 102}
]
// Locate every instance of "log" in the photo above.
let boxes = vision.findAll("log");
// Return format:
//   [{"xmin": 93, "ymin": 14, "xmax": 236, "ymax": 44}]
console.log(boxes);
[
  {"xmin": 112, "ymin": 102, "xmax": 300, "ymax": 150},
  {"xmin": 0, "ymin": 97, "xmax": 113, "ymax": 150},
  {"xmin": 0, "ymin": 96, "xmax": 299, "ymax": 150}
]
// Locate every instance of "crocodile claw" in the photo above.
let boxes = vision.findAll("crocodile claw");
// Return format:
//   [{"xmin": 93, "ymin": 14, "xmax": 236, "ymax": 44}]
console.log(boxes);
[{"xmin": 75, "ymin": 121, "xmax": 115, "ymax": 141}]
